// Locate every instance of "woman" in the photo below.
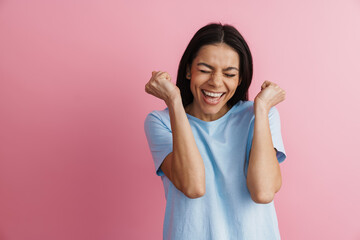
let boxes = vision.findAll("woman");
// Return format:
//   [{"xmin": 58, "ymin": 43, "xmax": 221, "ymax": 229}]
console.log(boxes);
[{"xmin": 144, "ymin": 23, "xmax": 287, "ymax": 240}]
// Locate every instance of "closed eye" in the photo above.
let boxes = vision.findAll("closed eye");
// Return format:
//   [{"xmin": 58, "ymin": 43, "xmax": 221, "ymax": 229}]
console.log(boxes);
[
  {"xmin": 200, "ymin": 70, "xmax": 236, "ymax": 78},
  {"xmin": 225, "ymin": 74, "xmax": 235, "ymax": 77}
]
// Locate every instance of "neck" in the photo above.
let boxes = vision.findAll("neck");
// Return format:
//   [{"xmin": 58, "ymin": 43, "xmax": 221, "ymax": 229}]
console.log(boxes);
[{"xmin": 185, "ymin": 103, "xmax": 230, "ymax": 122}]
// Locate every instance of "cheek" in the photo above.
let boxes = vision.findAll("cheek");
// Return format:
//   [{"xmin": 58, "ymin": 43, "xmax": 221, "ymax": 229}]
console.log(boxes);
[
  {"xmin": 227, "ymin": 80, "xmax": 239, "ymax": 91},
  {"xmin": 189, "ymin": 82, "xmax": 198, "ymax": 96},
  {"xmin": 233, "ymin": 83, "xmax": 239, "ymax": 91},
  {"xmin": 190, "ymin": 78, "xmax": 203, "ymax": 93}
]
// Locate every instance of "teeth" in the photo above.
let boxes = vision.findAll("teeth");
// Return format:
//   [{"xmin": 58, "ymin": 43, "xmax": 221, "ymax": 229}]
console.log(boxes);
[{"xmin": 203, "ymin": 90, "xmax": 223, "ymax": 97}]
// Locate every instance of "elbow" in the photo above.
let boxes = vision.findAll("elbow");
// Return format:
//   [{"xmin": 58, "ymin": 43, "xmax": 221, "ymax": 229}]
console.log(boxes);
[
  {"xmin": 250, "ymin": 191, "xmax": 275, "ymax": 204},
  {"xmin": 172, "ymin": 178, "xmax": 206, "ymax": 199},
  {"xmin": 183, "ymin": 186, "xmax": 206, "ymax": 199}
]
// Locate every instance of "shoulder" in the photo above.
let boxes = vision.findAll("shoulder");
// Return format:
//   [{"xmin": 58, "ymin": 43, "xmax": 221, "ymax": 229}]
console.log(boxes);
[
  {"xmin": 145, "ymin": 108, "xmax": 168, "ymax": 121},
  {"xmin": 230, "ymin": 101, "xmax": 281, "ymax": 125},
  {"xmin": 230, "ymin": 100, "xmax": 255, "ymax": 118},
  {"xmin": 232, "ymin": 100, "xmax": 279, "ymax": 112},
  {"xmin": 144, "ymin": 108, "xmax": 171, "ymax": 131}
]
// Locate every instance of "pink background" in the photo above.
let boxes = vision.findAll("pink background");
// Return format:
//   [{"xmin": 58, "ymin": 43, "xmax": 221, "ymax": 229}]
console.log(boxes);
[{"xmin": 1, "ymin": 0, "xmax": 360, "ymax": 239}]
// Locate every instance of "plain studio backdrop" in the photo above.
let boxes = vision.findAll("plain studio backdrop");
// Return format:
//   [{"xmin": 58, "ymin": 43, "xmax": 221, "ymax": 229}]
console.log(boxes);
[{"xmin": 0, "ymin": 0, "xmax": 359, "ymax": 239}]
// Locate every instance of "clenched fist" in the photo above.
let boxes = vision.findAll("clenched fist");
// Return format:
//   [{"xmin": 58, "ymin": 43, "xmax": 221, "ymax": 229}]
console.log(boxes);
[
  {"xmin": 254, "ymin": 81, "xmax": 286, "ymax": 112},
  {"xmin": 145, "ymin": 71, "xmax": 181, "ymax": 104}
]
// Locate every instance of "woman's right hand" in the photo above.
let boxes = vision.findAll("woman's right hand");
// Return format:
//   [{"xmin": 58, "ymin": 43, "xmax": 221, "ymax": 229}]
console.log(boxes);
[{"xmin": 145, "ymin": 71, "xmax": 181, "ymax": 104}]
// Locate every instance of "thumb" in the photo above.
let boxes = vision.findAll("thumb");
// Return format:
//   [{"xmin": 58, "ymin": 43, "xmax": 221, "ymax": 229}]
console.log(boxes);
[{"xmin": 261, "ymin": 81, "xmax": 270, "ymax": 90}]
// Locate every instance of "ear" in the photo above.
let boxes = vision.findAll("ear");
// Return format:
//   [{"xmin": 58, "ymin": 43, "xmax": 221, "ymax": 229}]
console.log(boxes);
[{"xmin": 186, "ymin": 65, "xmax": 191, "ymax": 80}]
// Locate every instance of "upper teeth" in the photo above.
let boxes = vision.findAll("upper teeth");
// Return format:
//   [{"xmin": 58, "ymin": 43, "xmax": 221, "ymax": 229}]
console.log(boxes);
[{"xmin": 203, "ymin": 90, "xmax": 223, "ymax": 97}]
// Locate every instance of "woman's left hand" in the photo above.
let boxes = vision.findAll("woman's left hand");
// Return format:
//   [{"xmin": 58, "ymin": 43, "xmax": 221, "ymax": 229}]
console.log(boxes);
[{"xmin": 254, "ymin": 81, "xmax": 286, "ymax": 112}]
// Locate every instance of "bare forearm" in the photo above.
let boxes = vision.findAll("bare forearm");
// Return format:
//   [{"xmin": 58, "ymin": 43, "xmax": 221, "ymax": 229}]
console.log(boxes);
[
  {"xmin": 246, "ymin": 106, "xmax": 282, "ymax": 203},
  {"xmin": 166, "ymin": 96, "xmax": 205, "ymax": 197}
]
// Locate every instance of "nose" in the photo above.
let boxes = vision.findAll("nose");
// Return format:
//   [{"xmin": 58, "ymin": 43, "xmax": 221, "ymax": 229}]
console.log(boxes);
[{"xmin": 208, "ymin": 72, "xmax": 223, "ymax": 88}]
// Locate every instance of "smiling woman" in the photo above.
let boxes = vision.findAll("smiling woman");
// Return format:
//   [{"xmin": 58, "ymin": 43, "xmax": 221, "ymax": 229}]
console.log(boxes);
[
  {"xmin": 144, "ymin": 23, "xmax": 287, "ymax": 240},
  {"xmin": 176, "ymin": 23, "xmax": 254, "ymax": 111},
  {"xmin": 184, "ymin": 43, "xmax": 240, "ymax": 121}
]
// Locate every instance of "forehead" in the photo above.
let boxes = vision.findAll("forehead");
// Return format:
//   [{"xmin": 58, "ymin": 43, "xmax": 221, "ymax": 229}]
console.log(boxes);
[{"xmin": 194, "ymin": 43, "xmax": 240, "ymax": 66}]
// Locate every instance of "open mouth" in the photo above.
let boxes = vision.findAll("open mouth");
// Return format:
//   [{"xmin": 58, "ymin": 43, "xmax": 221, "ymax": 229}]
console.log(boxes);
[{"xmin": 201, "ymin": 90, "xmax": 226, "ymax": 105}]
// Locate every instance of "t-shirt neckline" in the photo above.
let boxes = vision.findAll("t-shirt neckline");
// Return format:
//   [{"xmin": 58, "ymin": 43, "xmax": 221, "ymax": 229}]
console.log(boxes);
[{"xmin": 185, "ymin": 100, "xmax": 242, "ymax": 125}]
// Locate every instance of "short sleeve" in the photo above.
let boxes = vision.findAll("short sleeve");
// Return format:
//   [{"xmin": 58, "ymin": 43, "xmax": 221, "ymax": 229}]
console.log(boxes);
[
  {"xmin": 268, "ymin": 106, "xmax": 286, "ymax": 163},
  {"xmin": 244, "ymin": 106, "xmax": 287, "ymax": 176},
  {"xmin": 144, "ymin": 112, "xmax": 173, "ymax": 177}
]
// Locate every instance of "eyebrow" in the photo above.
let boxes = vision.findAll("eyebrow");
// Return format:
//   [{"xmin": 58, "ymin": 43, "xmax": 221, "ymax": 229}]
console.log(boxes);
[{"xmin": 197, "ymin": 62, "xmax": 239, "ymax": 71}]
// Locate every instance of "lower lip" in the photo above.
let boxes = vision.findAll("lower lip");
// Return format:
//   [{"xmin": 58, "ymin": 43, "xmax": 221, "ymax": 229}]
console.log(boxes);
[{"xmin": 202, "ymin": 91, "xmax": 225, "ymax": 105}]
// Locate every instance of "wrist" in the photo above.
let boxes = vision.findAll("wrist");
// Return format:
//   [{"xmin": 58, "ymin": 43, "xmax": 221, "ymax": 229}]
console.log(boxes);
[
  {"xmin": 165, "ymin": 90, "xmax": 182, "ymax": 107},
  {"xmin": 254, "ymin": 99, "xmax": 270, "ymax": 115}
]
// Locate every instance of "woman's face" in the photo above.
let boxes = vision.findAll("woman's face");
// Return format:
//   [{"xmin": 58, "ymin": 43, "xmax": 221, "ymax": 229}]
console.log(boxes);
[{"xmin": 186, "ymin": 43, "xmax": 240, "ymax": 121}]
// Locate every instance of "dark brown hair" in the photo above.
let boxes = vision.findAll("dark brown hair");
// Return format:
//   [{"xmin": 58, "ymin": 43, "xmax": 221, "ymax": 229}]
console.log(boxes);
[{"xmin": 176, "ymin": 22, "xmax": 253, "ymax": 108}]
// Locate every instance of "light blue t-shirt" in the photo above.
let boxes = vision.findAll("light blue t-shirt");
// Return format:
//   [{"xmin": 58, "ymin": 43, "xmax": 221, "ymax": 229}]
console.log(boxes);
[{"xmin": 144, "ymin": 100, "xmax": 286, "ymax": 240}]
